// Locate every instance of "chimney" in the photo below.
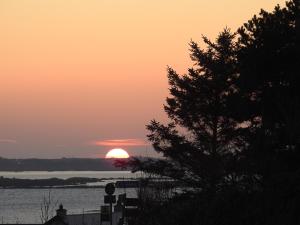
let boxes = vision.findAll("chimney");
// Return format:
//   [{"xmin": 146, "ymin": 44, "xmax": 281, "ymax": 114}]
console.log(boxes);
[{"xmin": 56, "ymin": 204, "xmax": 67, "ymax": 218}]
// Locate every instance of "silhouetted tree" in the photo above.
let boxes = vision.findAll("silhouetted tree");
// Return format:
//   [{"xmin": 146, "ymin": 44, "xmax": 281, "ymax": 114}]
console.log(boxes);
[
  {"xmin": 129, "ymin": 29, "xmax": 247, "ymax": 194},
  {"xmin": 237, "ymin": 0, "xmax": 299, "ymax": 183},
  {"xmin": 40, "ymin": 190, "xmax": 58, "ymax": 223},
  {"xmin": 119, "ymin": 1, "xmax": 299, "ymax": 224},
  {"xmin": 231, "ymin": 2, "xmax": 299, "ymax": 223}
]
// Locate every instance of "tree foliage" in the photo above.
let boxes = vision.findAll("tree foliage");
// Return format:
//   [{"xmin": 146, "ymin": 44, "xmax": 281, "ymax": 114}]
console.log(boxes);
[
  {"xmin": 237, "ymin": 0, "xmax": 299, "ymax": 179},
  {"xmin": 130, "ymin": 29, "xmax": 247, "ymax": 193},
  {"xmin": 122, "ymin": 1, "xmax": 299, "ymax": 224}
]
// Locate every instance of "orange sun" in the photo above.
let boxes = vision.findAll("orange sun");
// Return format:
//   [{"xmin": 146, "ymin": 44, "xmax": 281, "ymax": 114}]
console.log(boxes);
[{"xmin": 105, "ymin": 148, "xmax": 130, "ymax": 159}]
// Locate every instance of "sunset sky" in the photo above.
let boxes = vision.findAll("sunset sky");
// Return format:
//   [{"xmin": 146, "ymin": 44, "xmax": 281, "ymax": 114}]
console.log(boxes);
[{"xmin": 0, "ymin": 0, "xmax": 285, "ymax": 158}]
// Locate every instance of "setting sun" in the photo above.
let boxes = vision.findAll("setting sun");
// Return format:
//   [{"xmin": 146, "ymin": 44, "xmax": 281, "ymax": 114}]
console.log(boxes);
[{"xmin": 105, "ymin": 148, "xmax": 130, "ymax": 159}]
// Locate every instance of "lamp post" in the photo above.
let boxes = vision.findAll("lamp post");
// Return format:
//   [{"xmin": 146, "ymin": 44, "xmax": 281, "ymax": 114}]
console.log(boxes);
[{"xmin": 104, "ymin": 183, "xmax": 116, "ymax": 225}]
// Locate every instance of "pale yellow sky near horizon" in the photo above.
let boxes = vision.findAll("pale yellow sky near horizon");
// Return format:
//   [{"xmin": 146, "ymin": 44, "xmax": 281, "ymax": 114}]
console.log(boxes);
[{"xmin": 0, "ymin": 0, "xmax": 286, "ymax": 158}]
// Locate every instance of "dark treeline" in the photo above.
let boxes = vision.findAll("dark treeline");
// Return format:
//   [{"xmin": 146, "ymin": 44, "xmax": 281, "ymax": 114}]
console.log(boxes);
[
  {"xmin": 0, "ymin": 157, "xmax": 120, "ymax": 171},
  {"xmin": 0, "ymin": 176, "xmax": 101, "ymax": 188},
  {"xmin": 118, "ymin": 1, "xmax": 299, "ymax": 224}
]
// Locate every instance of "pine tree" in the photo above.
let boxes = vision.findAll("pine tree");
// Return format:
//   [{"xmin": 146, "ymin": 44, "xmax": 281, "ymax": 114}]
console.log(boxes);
[
  {"xmin": 237, "ymin": 0, "xmax": 299, "ymax": 179},
  {"xmin": 129, "ymin": 29, "xmax": 246, "ymax": 192}
]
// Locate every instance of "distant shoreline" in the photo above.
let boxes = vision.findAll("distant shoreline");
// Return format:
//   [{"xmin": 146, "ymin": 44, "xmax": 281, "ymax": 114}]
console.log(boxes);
[
  {"xmin": 0, "ymin": 170, "xmax": 127, "ymax": 172},
  {"xmin": 0, "ymin": 176, "xmax": 137, "ymax": 189},
  {"xmin": 0, "ymin": 186, "xmax": 106, "ymax": 189},
  {"xmin": 0, "ymin": 176, "xmax": 101, "ymax": 188},
  {"xmin": 0, "ymin": 157, "xmax": 128, "ymax": 171}
]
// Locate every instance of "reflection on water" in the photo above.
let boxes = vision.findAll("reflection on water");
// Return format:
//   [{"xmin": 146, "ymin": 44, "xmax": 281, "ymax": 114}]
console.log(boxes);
[
  {"xmin": 0, "ymin": 171, "xmax": 139, "ymax": 224},
  {"xmin": 0, "ymin": 171, "xmax": 140, "ymax": 179}
]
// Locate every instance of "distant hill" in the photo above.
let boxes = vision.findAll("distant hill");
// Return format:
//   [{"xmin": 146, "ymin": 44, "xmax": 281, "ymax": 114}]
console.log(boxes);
[
  {"xmin": 0, "ymin": 157, "xmax": 123, "ymax": 171},
  {"xmin": 0, "ymin": 176, "xmax": 102, "ymax": 188}
]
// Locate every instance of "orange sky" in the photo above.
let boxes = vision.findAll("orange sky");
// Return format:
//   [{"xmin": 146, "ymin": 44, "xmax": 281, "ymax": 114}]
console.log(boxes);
[{"xmin": 0, "ymin": 0, "xmax": 286, "ymax": 158}]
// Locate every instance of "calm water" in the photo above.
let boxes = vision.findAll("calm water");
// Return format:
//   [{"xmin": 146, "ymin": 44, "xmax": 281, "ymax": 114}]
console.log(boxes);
[
  {"xmin": 0, "ymin": 171, "xmax": 139, "ymax": 179},
  {"xmin": 0, "ymin": 171, "xmax": 138, "ymax": 224}
]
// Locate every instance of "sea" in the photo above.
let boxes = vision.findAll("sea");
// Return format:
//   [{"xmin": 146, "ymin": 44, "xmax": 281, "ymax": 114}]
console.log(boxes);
[{"xmin": 0, "ymin": 171, "xmax": 139, "ymax": 224}]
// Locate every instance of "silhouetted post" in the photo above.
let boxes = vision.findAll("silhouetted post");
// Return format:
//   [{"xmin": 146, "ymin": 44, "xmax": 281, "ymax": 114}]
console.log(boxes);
[
  {"xmin": 109, "ymin": 203, "xmax": 112, "ymax": 225},
  {"xmin": 104, "ymin": 183, "xmax": 116, "ymax": 225}
]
